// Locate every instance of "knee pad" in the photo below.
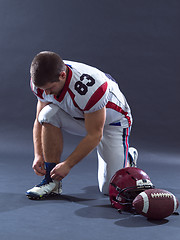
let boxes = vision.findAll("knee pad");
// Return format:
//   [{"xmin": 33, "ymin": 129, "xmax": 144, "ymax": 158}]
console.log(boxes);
[{"xmin": 38, "ymin": 104, "xmax": 61, "ymax": 128}]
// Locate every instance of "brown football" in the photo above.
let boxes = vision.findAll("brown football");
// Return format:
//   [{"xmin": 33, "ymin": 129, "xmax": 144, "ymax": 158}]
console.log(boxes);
[{"xmin": 133, "ymin": 188, "xmax": 179, "ymax": 220}]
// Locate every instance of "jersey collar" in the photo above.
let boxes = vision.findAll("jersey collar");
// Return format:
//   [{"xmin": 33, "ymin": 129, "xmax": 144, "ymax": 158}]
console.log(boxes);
[{"xmin": 54, "ymin": 65, "xmax": 72, "ymax": 102}]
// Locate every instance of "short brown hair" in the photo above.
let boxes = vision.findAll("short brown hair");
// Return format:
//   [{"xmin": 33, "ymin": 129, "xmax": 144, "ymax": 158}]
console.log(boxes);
[{"xmin": 30, "ymin": 51, "xmax": 66, "ymax": 87}]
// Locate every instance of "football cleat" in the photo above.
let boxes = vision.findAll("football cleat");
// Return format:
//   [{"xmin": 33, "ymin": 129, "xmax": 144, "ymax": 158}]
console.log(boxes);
[
  {"xmin": 128, "ymin": 147, "xmax": 138, "ymax": 167},
  {"xmin": 26, "ymin": 178, "xmax": 62, "ymax": 200}
]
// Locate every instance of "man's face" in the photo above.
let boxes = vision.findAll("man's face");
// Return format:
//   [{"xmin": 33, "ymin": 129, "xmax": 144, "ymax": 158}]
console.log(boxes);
[
  {"xmin": 40, "ymin": 80, "xmax": 64, "ymax": 96},
  {"xmin": 38, "ymin": 71, "xmax": 66, "ymax": 96}
]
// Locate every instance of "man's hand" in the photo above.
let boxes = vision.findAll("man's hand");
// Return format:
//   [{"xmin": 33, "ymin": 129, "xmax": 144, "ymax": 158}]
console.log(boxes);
[
  {"xmin": 32, "ymin": 156, "xmax": 46, "ymax": 176},
  {"xmin": 50, "ymin": 162, "xmax": 71, "ymax": 181}
]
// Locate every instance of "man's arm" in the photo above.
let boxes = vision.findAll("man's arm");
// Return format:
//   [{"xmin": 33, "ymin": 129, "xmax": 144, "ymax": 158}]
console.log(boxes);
[
  {"xmin": 50, "ymin": 107, "xmax": 106, "ymax": 180},
  {"xmin": 32, "ymin": 100, "xmax": 50, "ymax": 176}
]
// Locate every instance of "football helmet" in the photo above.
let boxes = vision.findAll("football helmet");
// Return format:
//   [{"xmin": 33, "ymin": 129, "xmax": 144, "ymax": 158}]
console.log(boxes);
[{"xmin": 109, "ymin": 167, "xmax": 154, "ymax": 211}]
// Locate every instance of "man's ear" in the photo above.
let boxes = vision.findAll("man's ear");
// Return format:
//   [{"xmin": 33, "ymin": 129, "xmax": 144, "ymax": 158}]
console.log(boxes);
[{"xmin": 59, "ymin": 71, "xmax": 66, "ymax": 80}]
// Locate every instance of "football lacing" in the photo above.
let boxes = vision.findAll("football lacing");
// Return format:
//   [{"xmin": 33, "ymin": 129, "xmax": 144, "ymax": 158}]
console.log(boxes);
[{"xmin": 151, "ymin": 193, "xmax": 173, "ymax": 198}]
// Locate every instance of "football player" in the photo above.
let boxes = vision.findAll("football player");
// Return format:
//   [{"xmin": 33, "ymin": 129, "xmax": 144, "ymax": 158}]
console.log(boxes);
[{"xmin": 26, "ymin": 51, "xmax": 138, "ymax": 199}]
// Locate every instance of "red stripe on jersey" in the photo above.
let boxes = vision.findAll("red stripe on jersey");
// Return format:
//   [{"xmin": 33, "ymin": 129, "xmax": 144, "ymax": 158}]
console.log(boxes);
[
  {"xmin": 37, "ymin": 88, "xmax": 44, "ymax": 99},
  {"xmin": 124, "ymin": 128, "xmax": 129, "ymax": 167},
  {"xmin": 30, "ymin": 80, "xmax": 44, "ymax": 99},
  {"xmin": 106, "ymin": 101, "xmax": 132, "ymax": 126},
  {"xmin": 84, "ymin": 82, "xmax": 108, "ymax": 111},
  {"xmin": 68, "ymin": 88, "xmax": 83, "ymax": 111},
  {"xmin": 54, "ymin": 66, "xmax": 72, "ymax": 102}
]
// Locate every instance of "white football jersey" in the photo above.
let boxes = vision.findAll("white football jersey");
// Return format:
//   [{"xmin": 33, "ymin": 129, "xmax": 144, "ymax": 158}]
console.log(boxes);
[{"xmin": 31, "ymin": 60, "xmax": 132, "ymax": 127}]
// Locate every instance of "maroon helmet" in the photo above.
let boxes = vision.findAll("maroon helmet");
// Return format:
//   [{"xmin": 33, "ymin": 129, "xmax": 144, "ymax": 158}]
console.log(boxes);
[{"xmin": 109, "ymin": 167, "xmax": 154, "ymax": 211}]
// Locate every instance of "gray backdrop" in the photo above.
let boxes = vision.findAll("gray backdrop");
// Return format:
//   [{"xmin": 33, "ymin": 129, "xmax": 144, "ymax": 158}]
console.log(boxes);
[
  {"xmin": 0, "ymin": 0, "xmax": 179, "ymax": 153},
  {"xmin": 0, "ymin": 1, "xmax": 180, "ymax": 240}
]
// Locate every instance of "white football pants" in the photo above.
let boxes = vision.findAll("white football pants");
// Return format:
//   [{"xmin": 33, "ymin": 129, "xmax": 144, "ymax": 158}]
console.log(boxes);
[{"xmin": 38, "ymin": 104, "xmax": 130, "ymax": 194}]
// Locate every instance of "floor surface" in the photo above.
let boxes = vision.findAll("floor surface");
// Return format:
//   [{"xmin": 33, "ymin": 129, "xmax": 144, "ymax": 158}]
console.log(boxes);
[{"xmin": 0, "ymin": 130, "xmax": 179, "ymax": 240}]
